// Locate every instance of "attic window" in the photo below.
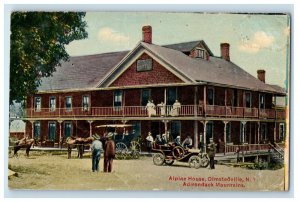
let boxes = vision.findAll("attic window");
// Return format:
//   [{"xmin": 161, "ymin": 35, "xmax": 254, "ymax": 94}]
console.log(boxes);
[
  {"xmin": 137, "ymin": 59, "xmax": 152, "ymax": 72},
  {"xmin": 195, "ymin": 48, "xmax": 205, "ymax": 59}
]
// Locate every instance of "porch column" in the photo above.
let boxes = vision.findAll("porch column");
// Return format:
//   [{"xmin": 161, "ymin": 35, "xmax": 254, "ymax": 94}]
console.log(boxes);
[
  {"xmin": 164, "ymin": 88, "xmax": 167, "ymax": 115},
  {"xmin": 194, "ymin": 120, "xmax": 198, "ymax": 149},
  {"xmin": 241, "ymin": 121, "xmax": 247, "ymax": 143},
  {"xmin": 223, "ymin": 121, "xmax": 229, "ymax": 155},
  {"xmin": 30, "ymin": 121, "xmax": 34, "ymax": 139},
  {"xmin": 201, "ymin": 121, "xmax": 207, "ymax": 153},
  {"xmin": 274, "ymin": 122, "xmax": 277, "ymax": 142},
  {"xmin": 58, "ymin": 120, "xmax": 63, "ymax": 148},
  {"xmin": 194, "ymin": 86, "xmax": 198, "ymax": 149},
  {"xmin": 257, "ymin": 122, "xmax": 260, "ymax": 144},
  {"xmin": 88, "ymin": 120, "xmax": 94, "ymax": 137},
  {"xmin": 203, "ymin": 86, "xmax": 207, "ymax": 116}
]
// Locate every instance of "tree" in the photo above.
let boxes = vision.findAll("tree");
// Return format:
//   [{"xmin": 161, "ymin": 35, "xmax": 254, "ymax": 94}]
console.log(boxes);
[{"xmin": 10, "ymin": 12, "xmax": 88, "ymax": 103}]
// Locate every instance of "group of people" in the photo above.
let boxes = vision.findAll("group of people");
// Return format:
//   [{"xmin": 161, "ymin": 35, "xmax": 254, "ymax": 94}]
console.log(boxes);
[
  {"xmin": 91, "ymin": 132, "xmax": 116, "ymax": 173},
  {"xmin": 146, "ymin": 132, "xmax": 217, "ymax": 169},
  {"xmin": 145, "ymin": 131, "xmax": 193, "ymax": 152},
  {"xmin": 145, "ymin": 100, "xmax": 182, "ymax": 117}
]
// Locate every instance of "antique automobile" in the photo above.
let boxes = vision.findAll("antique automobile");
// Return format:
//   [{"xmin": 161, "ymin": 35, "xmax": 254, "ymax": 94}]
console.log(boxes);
[
  {"xmin": 152, "ymin": 142, "xmax": 209, "ymax": 169},
  {"xmin": 96, "ymin": 124, "xmax": 141, "ymax": 159}
]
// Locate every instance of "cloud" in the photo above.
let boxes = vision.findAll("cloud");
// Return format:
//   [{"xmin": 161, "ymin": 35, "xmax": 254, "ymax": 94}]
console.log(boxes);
[
  {"xmin": 239, "ymin": 31, "xmax": 275, "ymax": 53},
  {"xmin": 98, "ymin": 27, "xmax": 129, "ymax": 43}
]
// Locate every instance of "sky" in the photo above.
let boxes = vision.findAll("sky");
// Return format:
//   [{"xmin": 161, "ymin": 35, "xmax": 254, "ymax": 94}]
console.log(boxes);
[{"xmin": 65, "ymin": 12, "xmax": 290, "ymax": 89}]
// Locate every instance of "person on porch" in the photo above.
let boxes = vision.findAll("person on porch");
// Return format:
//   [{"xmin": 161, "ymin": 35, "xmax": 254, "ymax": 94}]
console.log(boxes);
[
  {"xmin": 170, "ymin": 100, "xmax": 181, "ymax": 116},
  {"xmin": 145, "ymin": 100, "xmax": 156, "ymax": 117}
]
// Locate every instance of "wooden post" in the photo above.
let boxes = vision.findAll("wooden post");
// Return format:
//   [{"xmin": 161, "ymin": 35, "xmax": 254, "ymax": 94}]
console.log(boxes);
[
  {"xmin": 201, "ymin": 121, "xmax": 207, "ymax": 153},
  {"xmin": 203, "ymin": 86, "xmax": 207, "ymax": 116},
  {"xmin": 223, "ymin": 121, "xmax": 228, "ymax": 155},
  {"xmin": 194, "ymin": 120, "xmax": 198, "ymax": 149},
  {"xmin": 241, "ymin": 121, "xmax": 247, "ymax": 143},
  {"xmin": 58, "ymin": 120, "xmax": 63, "ymax": 148},
  {"xmin": 257, "ymin": 122, "xmax": 260, "ymax": 144},
  {"xmin": 30, "ymin": 121, "xmax": 34, "ymax": 139},
  {"xmin": 274, "ymin": 122, "xmax": 277, "ymax": 143},
  {"xmin": 194, "ymin": 86, "xmax": 198, "ymax": 149},
  {"xmin": 88, "ymin": 120, "xmax": 93, "ymax": 137}
]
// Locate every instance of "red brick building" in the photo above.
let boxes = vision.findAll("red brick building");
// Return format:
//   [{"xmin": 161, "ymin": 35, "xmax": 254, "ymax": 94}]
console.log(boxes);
[{"xmin": 24, "ymin": 25, "xmax": 287, "ymax": 152}]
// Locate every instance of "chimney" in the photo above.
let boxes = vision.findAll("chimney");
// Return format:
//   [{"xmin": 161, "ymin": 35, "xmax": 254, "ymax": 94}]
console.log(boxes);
[
  {"xmin": 220, "ymin": 43, "xmax": 230, "ymax": 61},
  {"xmin": 142, "ymin": 25, "xmax": 152, "ymax": 44},
  {"xmin": 257, "ymin": 70, "xmax": 266, "ymax": 83}
]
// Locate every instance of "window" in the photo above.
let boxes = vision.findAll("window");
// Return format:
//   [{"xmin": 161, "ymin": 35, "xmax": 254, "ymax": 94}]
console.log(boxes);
[
  {"xmin": 141, "ymin": 89, "xmax": 151, "ymax": 106},
  {"xmin": 34, "ymin": 122, "xmax": 41, "ymax": 139},
  {"xmin": 137, "ymin": 59, "xmax": 153, "ymax": 72},
  {"xmin": 49, "ymin": 97, "xmax": 56, "ymax": 111},
  {"xmin": 170, "ymin": 121, "xmax": 181, "ymax": 140},
  {"xmin": 114, "ymin": 90, "xmax": 122, "ymax": 108},
  {"xmin": 279, "ymin": 123, "xmax": 285, "ymax": 142},
  {"xmin": 245, "ymin": 92, "xmax": 252, "ymax": 108},
  {"xmin": 260, "ymin": 123, "xmax": 267, "ymax": 141},
  {"xmin": 259, "ymin": 94, "xmax": 265, "ymax": 109},
  {"xmin": 233, "ymin": 89, "xmax": 238, "ymax": 107},
  {"xmin": 64, "ymin": 122, "xmax": 72, "ymax": 138},
  {"xmin": 82, "ymin": 95, "xmax": 90, "ymax": 111},
  {"xmin": 48, "ymin": 122, "xmax": 56, "ymax": 141},
  {"xmin": 65, "ymin": 97, "xmax": 72, "ymax": 111},
  {"xmin": 226, "ymin": 123, "xmax": 231, "ymax": 143},
  {"xmin": 195, "ymin": 48, "xmax": 205, "ymax": 59},
  {"xmin": 167, "ymin": 87, "xmax": 177, "ymax": 105},
  {"xmin": 207, "ymin": 87, "xmax": 214, "ymax": 105},
  {"xmin": 34, "ymin": 97, "xmax": 41, "ymax": 111},
  {"xmin": 206, "ymin": 121, "xmax": 213, "ymax": 143}
]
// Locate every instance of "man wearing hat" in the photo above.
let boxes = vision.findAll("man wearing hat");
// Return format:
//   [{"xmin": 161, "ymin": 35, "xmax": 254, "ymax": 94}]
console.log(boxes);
[
  {"xmin": 103, "ymin": 132, "xmax": 116, "ymax": 172},
  {"xmin": 91, "ymin": 134, "xmax": 102, "ymax": 172},
  {"xmin": 207, "ymin": 138, "xmax": 216, "ymax": 169}
]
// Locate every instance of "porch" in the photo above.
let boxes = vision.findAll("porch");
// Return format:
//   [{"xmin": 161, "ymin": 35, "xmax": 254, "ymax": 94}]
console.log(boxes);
[{"xmin": 25, "ymin": 104, "xmax": 286, "ymax": 120}]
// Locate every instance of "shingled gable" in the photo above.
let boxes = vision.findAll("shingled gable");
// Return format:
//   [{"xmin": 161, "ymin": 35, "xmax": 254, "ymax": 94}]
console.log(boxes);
[{"xmin": 97, "ymin": 42, "xmax": 194, "ymax": 87}]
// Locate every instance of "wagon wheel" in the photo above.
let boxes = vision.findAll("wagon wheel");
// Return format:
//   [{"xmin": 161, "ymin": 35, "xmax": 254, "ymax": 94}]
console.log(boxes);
[
  {"xmin": 188, "ymin": 156, "xmax": 201, "ymax": 169},
  {"xmin": 164, "ymin": 159, "xmax": 174, "ymax": 166},
  {"xmin": 172, "ymin": 146, "xmax": 185, "ymax": 160},
  {"xmin": 130, "ymin": 141, "xmax": 141, "ymax": 159},
  {"xmin": 200, "ymin": 154, "xmax": 210, "ymax": 168},
  {"xmin": 153, "ymin": 153, "xmax": 165, "ymax": 166},
  {"xmin": 115, "ymin": 142, "xmax": 128, "ymax": 160}
]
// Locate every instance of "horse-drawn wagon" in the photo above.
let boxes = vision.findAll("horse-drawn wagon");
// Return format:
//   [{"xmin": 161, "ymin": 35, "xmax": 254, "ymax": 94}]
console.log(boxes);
[
  {"xmin": 96, "ymin": 124, "xmax": 142, "ymax": 159},
  {"xmin": 152, "ymin": 142, "xmax": 209, "ymax": 169}
]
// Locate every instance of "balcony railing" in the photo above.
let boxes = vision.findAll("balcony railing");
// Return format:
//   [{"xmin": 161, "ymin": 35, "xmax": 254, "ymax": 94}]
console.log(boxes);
[
  {"xmin": 225, "ymin": 143, "xmax": 270, "ymax": 154},
  {"xmin": 25, "ymin": 105, "xmax": 286, "ymax": 119}
]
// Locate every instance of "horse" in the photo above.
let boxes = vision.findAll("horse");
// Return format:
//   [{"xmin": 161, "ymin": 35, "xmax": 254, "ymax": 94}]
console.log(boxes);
[
  {"xmin": 66, "ymin": 136, "xmax": 94, "ymax": 159},
  {"xmin": 13, "ymin": 137, "xmax": 37, "ymax": 157}
]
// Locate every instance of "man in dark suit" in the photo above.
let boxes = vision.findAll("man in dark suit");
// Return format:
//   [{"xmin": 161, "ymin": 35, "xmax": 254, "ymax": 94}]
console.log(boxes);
[
  {"xmin": 207, "ymin": 138, "xmax": 216, "ymax": 169},
  {"xmin": 103, "ymin": 132, "xmax": 116, "ymax": 172}
]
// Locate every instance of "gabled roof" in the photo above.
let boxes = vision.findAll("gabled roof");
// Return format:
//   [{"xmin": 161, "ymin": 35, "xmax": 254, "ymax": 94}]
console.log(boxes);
[
  {"xmin": 37, "ymin": 40, "xmax": 285, "ymax": 95},
  {"xmin": 163, "ymin": 40, "xmax": 214, "ymax": 56},
  {"xmin": 140, "ymin": 42, "xmax": 282, "ymax": 94},
  {"xmin": 38, "ymin": 51, "xmax": 128, "ymax": 91}
]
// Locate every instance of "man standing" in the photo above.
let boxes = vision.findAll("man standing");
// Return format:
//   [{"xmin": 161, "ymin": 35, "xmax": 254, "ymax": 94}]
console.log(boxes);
[
  {"xmin": 104, "ymin": 132, "xmax": 116, "ymax": 173},
  {"xmin": 146, "ymin": 132, "xmax": 154, "ymax": 153},
  {"xmin": 207, "ymin": 138, "xmax": 216, "ymax": 169},
  {"xmin": 91, "ymin": 135, "xmax": 102, "ymax": 172}
]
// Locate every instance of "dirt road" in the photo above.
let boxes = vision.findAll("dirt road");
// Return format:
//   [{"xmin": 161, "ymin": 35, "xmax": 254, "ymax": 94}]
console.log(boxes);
[{"xmin": 8, "ymin": 152, "xmax": 285, "ymax": 191}]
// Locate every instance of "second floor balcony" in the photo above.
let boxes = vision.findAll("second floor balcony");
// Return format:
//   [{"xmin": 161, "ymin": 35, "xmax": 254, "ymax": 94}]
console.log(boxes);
[{"xmin": 25, "ymin": 104, "xmax": 286, "ymax": 120}]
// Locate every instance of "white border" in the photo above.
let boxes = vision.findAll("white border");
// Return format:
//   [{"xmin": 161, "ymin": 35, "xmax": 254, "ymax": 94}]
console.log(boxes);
[{"xmin": 1, "ymin": 2, "xmax": 297, "ymax": 200}]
